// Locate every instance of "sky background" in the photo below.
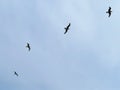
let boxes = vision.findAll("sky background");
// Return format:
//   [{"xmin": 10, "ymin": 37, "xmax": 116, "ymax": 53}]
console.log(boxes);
[{"xmin": 0, "ymin": 0, "xmax": 120, "ymax": 90}]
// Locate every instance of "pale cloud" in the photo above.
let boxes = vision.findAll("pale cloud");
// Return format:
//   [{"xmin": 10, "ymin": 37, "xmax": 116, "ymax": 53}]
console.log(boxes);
[{"xmin": 0, "ymin": 0, "xmax": 120, "ymax": 90}]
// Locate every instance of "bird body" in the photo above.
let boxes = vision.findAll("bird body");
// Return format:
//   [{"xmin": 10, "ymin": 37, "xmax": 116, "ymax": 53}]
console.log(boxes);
[
  {"xmin": 106, "ymin": 7, "xmax": 112, "ymax": 17},
  {"xmin": 26, "ymin": 43, "xmax": 31, "ymax": 51},
  {"xmin": 14, "ymin": 71, "xmax": 18, "ymax": 76},
  {"xmin": 64, "ymin": 23, "xmax": 71, "ymax": 34}
]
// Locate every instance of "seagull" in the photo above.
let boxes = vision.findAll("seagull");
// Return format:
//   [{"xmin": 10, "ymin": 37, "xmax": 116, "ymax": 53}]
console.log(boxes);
[
  {"xmin": 64, "ymin": 23, "xmax": 71, "ymax": 34},
  {"xmin": 14, "ymin": 71, "xmax": 18, "ymax": 76},
  {"xmin": 106, "ymin": 7, "xmax": 112, "ymax": 17},
  {"xmin": 26, "ymin": 43, "xmax": 31, "ymax": 51}
]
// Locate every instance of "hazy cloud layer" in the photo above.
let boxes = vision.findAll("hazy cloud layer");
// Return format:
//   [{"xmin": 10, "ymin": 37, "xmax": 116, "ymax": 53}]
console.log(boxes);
[{"xmin": 0, "ymin": 0, "xmax": 120, "ymax": 90}]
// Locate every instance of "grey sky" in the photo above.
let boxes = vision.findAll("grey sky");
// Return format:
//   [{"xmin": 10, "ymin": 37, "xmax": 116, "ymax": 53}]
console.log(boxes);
[{"xmin": 0, "ymin": 0, "xmax": 120, "ymax": 90}]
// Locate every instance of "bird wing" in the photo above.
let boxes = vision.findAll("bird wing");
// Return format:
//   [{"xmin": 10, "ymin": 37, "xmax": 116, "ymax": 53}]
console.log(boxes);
[
  {"xmin": 109, "ymin": 12, "xmax": 111, "ymax": 17},
  {"xmin": 109, "ymin": 7, "xmax": 111, "ymax": 10},
  {"xmin": 28, "ymin": 46, "xmax": 31, "ymax": 51},
  {"xmin": 68, "ymin": 23, "xmax": 71, "ymax": 28}
]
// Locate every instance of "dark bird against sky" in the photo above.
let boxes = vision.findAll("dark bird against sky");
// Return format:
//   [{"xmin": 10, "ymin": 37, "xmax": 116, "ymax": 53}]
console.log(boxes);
[
  {"xmin": 106, "ymin": 7, "xmax": 112, "ymax": 17},
  {"xmin": 26, "ymin": 43, "xmax": 31, "ymax": 51},
  {"xmin": 64, "ymin": 23, "xmax": 71, "ymax": 34},
  {"xmin": 14, "ymin": 71, "xmax": 18, "ymax": 76}
]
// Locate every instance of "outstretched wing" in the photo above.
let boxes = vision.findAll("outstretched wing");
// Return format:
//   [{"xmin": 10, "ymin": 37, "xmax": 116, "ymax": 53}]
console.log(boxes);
[
  {"xmin": 28, "ymin": 45, "xmax": 31, "ymax": 51},
  {"xmin": 106, "ymin": 11, "xmax": 108, "ymax": 13},
  {"xmin": 67, "ymin": 23, "xmax": 71, "ymax": 28},
  {"xmin": 64, "ymin": 29, "xmax": 67, "ymax": 34},
  {"xmin": 108, "ymin": 12, "xmax": 111, "ymax": 17},
  {"xmin": 109, "ymin": 7, "xmax": 111, "ymax": 11}
]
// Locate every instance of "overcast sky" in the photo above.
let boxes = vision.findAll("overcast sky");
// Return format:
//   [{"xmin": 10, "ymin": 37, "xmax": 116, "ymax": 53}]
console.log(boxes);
[{"xmin": 0, "ymin": 0, "xmax": 120, "ymax": 90}]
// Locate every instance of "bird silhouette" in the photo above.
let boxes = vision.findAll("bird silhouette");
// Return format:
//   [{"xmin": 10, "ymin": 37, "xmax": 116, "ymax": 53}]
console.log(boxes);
[
  {"xmin": 26, "ymin": 43, "xmax": 31, "ymax": 51},
  {"xmin": 106, "ymin": 7, "xmax": 112, "ymax": 17},
  {"xmin": 64, "ymin": 23, "xmax": 71, "ymax": 34},
  {"xmin": 14, "ymin": 71, "xmax": 18, "ymax": 76}
]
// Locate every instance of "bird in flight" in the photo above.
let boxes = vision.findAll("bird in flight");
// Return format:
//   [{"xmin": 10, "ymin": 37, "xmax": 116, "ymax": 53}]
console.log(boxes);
[
  {"xmin": 26, "ymin": 43, "xmax": 31, "ymax": 51},
  {"xmin": 64, "ymin": 23, "xmax": 71, "ymax": 34},
  {"xmin": 106, "ymin": 7, "xmax": 112, "ymax": 17},
  {"xmin": 14, "ymin": 71, "xmax": 18, "ymax": 76}
]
